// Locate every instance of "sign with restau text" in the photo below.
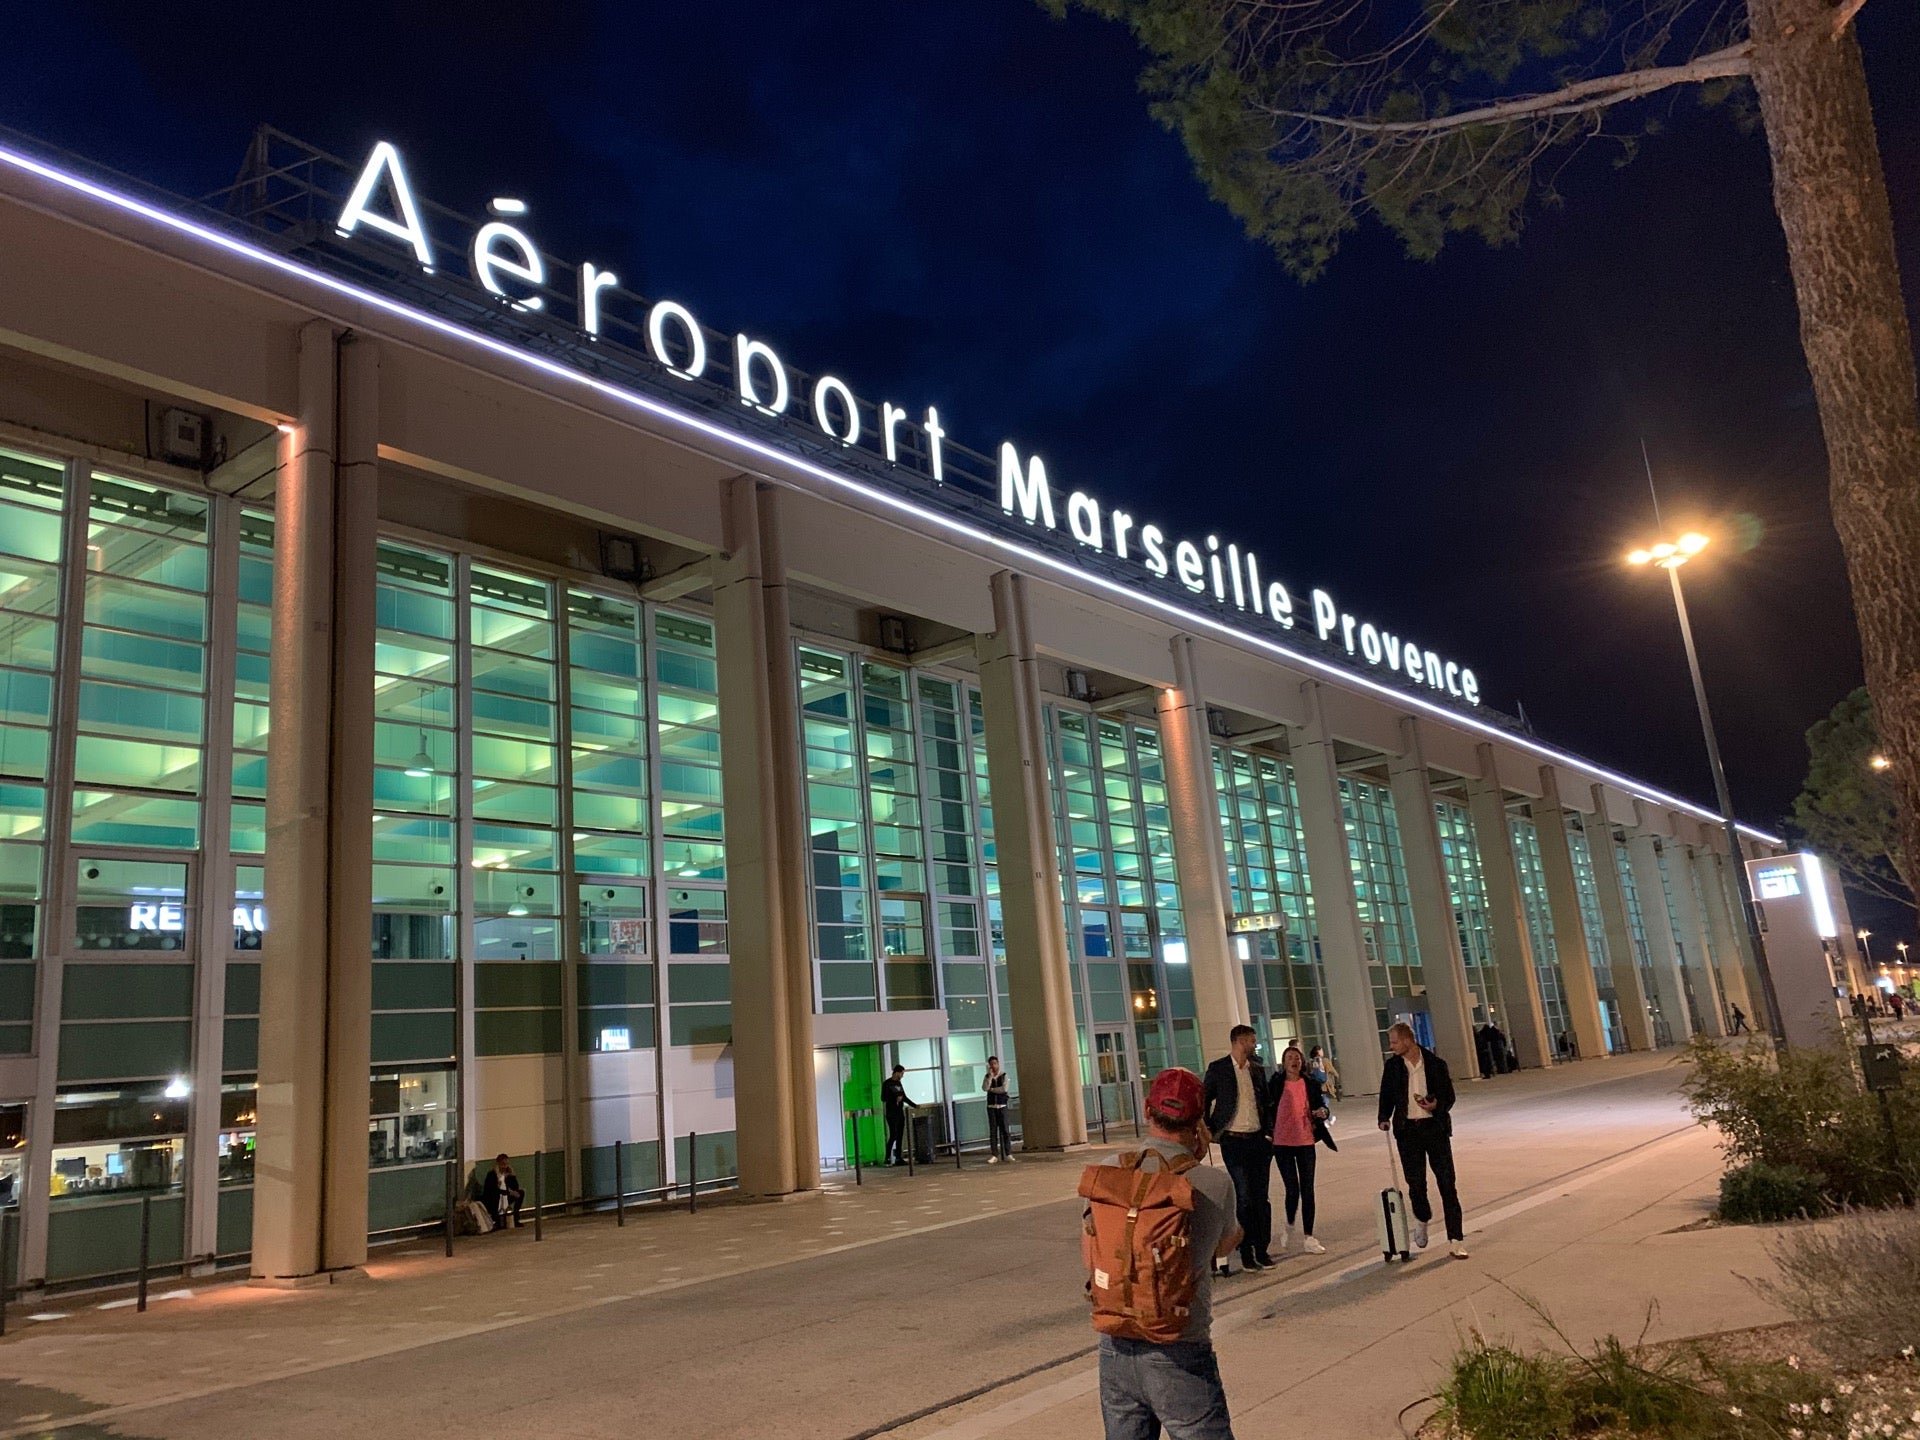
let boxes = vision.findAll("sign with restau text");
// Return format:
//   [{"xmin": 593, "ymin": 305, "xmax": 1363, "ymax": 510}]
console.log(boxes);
[{"xmin": 333, "ymin": 141, "xmax": 1482, "ymax": 705}]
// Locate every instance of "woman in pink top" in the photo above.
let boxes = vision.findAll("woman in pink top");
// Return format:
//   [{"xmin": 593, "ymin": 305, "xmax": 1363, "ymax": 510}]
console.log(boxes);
[{"xmin": 1267, "ymin": 1044, "xmax": 1335, "ymax": 1254}]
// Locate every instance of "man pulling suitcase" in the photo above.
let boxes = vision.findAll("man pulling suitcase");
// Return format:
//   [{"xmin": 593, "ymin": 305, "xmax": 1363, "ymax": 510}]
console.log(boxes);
[{"xmin": 1376, "ymin": 1022, "xmax": 1469, "ymax": 1260}]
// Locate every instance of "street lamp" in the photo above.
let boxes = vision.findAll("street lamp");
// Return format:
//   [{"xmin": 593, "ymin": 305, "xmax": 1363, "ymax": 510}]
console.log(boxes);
[
  {"xmin": 1858, "ymin": 928, "xmax": 1874, "ymax": 965},
  {"xmin": 1626, "ymin": 526, "xmax": 1786, "ymax": 1041}
]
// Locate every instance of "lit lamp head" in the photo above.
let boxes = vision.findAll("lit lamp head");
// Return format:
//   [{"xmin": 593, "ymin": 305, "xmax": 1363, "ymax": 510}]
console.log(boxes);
[
  {"xmin": 1871, "ymin": 754, "xmax": 1893, "ymax": 772},
  {"xmin": 1626, "ymin": 531, "xmax": 1711, "ymax": 570}
]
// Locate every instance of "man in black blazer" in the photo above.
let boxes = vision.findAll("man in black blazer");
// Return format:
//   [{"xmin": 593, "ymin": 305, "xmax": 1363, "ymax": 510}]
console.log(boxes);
[
  {"xmin": 1202, "ymin": 1024, "xmax": 1275, "ymax": 1269},
  {"xmin": 1376, "ymin": 1022, "xmax": 1467, "ymax": 1259}
]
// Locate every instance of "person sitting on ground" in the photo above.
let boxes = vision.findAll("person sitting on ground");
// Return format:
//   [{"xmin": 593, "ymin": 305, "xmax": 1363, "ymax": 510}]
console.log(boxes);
[
  {"xmin": 481, "ymin": 1153, "xmax": 525, "ymax": 1230},
  {"xmin": 1267, "ymin": 1043, "xmax": 1335, "ymax": 1255}
]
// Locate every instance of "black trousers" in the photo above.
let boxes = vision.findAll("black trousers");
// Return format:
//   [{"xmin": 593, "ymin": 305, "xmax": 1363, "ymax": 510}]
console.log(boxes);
[
  {"xmin": 1395, "ymin": 1122, "xmax": 1464, "ymax": 1242},
  {"xmin": 885, "ymin": 1107, "xmax": 908, "ymax": 1163},
  {"xmin": 987, "ymin": 1105, "xmax": 1011, "ymax": 1159},
  {"xmin": 1273, "ymin": 1144, "xmax": 1317, "ymax": 1234},
  {"xmin": 1217, "ymin": 1133, "xmax": 1272, "ymax": 1258}
]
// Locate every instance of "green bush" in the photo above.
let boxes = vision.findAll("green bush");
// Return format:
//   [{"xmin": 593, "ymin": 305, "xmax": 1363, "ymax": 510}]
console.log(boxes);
[
  {"xmin": 1438, "ymin": 1339, "xmax": 1572, "ymax": 1440},
  {"xmin": 1680, "ymin": 1035, "xmax": 1920, "ymax": 1210},
  {"xmin": 1717, "ymin": 1160, "xmax": 1828, "ymax": 1223}
]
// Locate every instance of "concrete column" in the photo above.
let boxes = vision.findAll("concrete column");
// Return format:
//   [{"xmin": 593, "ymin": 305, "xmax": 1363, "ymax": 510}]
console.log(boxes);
[
  {"xmin": 1289, "ymin": 682, "xmax": 1385, "ymax": 1091},
  {"xmin": 975, "ymin": 572, "xmax": 1085, "ymax": 1150},
  {"xmin": 1694, "ymin": 844, "xmax": 1757, "ymax": 1030},
  {"xmin": 757, "ymin": 489, "xmax": 820, "ymax": 1189},
  {"xmin": 1155, "ymin": 637, "xmax": 1249, "ymax": 1061},
  {"xmin": 1465, "ymin": 746, "xmax": 1551, "ymax": 1070},
  {"xmin": 1666, "ymin": 835, "xmax": 1728, "ymax": 1038},
  {"xmin": 1531, "ymin": 768, "xmax": 1608, "ymax": 1062},
  {"xmin": 712, "ymin": 477, "xmax": 815, "ymax": 1197},
  {"xmin": 1583, "ymin": 788, "xmax": 1655, "ymax": 1052},
  {"xmin": 1625, "ymin": 831, "xmax": 1694, "ymax": 1041},
  {"xmin": 254, "ymin": 323, "xmax": 376, "ymax": 1279},
  {"xmin": 1385, "ymin": 718, "xmax": 1477, "ymax": 1076},
  {"xmin": 187, "ymin": 493, "xmax": 241, "ymax": 1267}
]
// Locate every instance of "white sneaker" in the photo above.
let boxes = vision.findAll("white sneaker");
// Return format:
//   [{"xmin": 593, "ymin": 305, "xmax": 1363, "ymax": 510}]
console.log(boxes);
[
  {"xmin": 1412, "ymin": 1221, "xmax": 1429, "ymax": 1249},
  {"xmin": 1450, "ymin": 1243, "xmax": 1470, "ymax": 1260},
  {"xmin": 987, "ymin": 1156, "xmax": 999, "ymax": 1164},
  {"xmin": 1276, "ymin": 1224, "xmax": 1292, "ymax": 1253},
  {"xmin": 1301, "ymin": 1235, "xmax": 1327, "ymax": 1254}
]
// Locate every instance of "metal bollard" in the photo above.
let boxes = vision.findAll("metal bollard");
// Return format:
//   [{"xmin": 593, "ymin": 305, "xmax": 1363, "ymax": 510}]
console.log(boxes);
[
  {"xmin": 849, "ymin": 1110, "xmax": 862, "ymax": 1186},
  {"xmin": 1096, "ymin": 1086, "xmax": 1109, "ymax": 1145},
  {"xmin": 533, "ymin": 1150, "xmax": 544, "ymax": 1241},
  {"xmin": 688, "ymin": 1130, "xmax": 699, "ymax": 1213},
  {"xmin": 949, "ymin": 1100, "xmax": 962, "ymax": 1170},
  {"xmin": 136, "ymin": 1194, "xmax": 152, "ymax": 1313},
  {"xmin": 443, "ymin": 1159, "xmax": 456, "ymax": 1258},
  {"xmin": 904, "ymin": 1113, "xmax": 915, "ymax": 1177},
  {"xmin": 613, "ymin": 1141, "xmax": 626, "ymax": 1227}
]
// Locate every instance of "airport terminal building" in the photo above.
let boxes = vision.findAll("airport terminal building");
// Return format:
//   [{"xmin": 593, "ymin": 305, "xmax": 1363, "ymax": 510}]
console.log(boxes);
[{"xmin": 0, "ymin": 128, "xmax": 1804, "ymax": 1288}]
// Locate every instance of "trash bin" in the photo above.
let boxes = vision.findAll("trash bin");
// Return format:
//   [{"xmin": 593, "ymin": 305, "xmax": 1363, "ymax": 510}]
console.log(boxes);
[{"xmin": 910, "ymin": 1112, "xmax": 936, "ymax": 1165}]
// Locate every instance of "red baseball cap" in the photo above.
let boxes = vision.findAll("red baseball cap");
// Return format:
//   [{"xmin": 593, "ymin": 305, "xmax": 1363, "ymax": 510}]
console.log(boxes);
[{"xmin": 1146, "ymin": 1067, "xmax": 1204, "ymax": 1125}]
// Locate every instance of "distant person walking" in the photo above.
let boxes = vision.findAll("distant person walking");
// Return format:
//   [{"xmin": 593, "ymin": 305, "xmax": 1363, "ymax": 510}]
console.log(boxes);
[
  {"xmin": 984, "ymin": 1055, "xmax": 1013, "ymax": 1163},
  {"xmin": 882, "ymin": 1064, "xmax": 919, "ymax": 1166},
  {"xmin": 1203, "ymin": 1025, "xmax": 1274, "ymax": 1271},
  {"xmin": 1082, "ymin": 1067, "xmax": 1241, "ymax": 1440},
  {"xmin": 1377, "ymin": 1022, "xmax": 1468, "ymax": 1260},
  {"xmin": 1308, "ymin": 1045, "xmax": 1339, "ymax": 1100},
  {"xmin": 1728, "ymin": 1003, "xmax": 1750, "ymax": 1035},
  {"xmin": 1267, "ymin": 1044, "xmax": 1334, "ymax": 1255}
]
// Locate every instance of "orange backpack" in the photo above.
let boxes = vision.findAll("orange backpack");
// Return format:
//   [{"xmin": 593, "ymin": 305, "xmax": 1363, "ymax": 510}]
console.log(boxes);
[{"xmin": 1078, "ymin": 1148, "xmax": 1201, "ymax": 1343}]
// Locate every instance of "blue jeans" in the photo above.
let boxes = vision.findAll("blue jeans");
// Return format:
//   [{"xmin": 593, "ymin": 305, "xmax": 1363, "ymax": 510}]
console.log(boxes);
[{"xmin": 1098, "ymin": 1337, "xmax": 1235, "ymax": 1440}]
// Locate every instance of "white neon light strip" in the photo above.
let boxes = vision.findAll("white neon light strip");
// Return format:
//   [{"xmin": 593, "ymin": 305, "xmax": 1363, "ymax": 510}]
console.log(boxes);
[
  {"xmin": 1801, "ymin": 852, "xmax": 1838, "ymax": 938},
  {"xmin": 0, "ymin": 140, "xmax": 1782, "ymax": 845}
]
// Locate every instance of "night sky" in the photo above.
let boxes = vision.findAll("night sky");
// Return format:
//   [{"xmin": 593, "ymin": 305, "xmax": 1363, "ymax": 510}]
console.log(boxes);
[{"xmin": 9, "ymin": 4, "xmax": 1919, "ymax": 934}]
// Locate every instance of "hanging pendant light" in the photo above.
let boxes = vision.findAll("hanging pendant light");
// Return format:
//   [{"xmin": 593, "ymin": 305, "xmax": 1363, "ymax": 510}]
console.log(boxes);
[{"xmin": 404, "ymin": 727, "xmax": 435, "ymax": 778}]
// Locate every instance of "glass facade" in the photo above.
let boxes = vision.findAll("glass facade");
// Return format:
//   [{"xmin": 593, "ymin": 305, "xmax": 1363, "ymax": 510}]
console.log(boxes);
[
  {"xmin": 1614, "ymin": 838, "xmax": 1675, "ymax": 1046},
  {"xmin": 0, "ymin": 424, "xmax": 1710, "ymax": 1286},
  {"xmin": 1565, "ymin": 817, "xmax": 1625, "ymax": 1052},
  {"xmin": 1213, "ymin": 744, "xmax": 1329, "ymax": 1057},
  {"xmin": 1433, "ymin": 799, "xmax": 1506, "ymax": 1026},
  {"xmin": 1342, "ymin": 776, "xmax": 1422, "ymax": 1047},
  {"xmin": 1509, "ymin": 815, "xmax": 1572, "ymax": 1051}
]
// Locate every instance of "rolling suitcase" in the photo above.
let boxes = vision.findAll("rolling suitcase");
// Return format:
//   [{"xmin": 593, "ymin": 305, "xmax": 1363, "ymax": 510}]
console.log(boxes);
[{"xmin": 1378, "ymin": 1131, "xmax": 1412, "ymax": 1263}]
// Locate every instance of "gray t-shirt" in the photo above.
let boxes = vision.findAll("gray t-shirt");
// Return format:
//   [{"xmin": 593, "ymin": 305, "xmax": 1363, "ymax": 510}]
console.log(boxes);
[{"xmin": 1096, "ymin": 1136, "xmax": 1237, "ymax": 1345}]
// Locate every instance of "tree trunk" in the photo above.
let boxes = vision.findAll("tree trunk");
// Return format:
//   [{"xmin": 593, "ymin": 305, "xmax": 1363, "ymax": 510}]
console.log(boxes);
[{"xmin": 1746, "ymin": 0, "xmax": 1920, "ymax": 887}]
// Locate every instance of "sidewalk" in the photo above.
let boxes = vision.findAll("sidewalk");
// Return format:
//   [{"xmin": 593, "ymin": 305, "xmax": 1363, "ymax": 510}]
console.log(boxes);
[{"xmin": 0, "ymin": 1049, "xmax": 1784, "ymax": 1440}]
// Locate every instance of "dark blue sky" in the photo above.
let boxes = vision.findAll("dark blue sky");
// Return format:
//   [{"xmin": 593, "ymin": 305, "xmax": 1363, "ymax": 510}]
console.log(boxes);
[{"xmin": 9, "ymin": 3, "xmax": 1919, "ymax": 918}]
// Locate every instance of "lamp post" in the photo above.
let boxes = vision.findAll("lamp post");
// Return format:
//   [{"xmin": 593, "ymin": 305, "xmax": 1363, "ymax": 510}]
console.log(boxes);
[{"xmin": 1626, "ymin": 529, "xmax": 1786, "ymax": 1042}]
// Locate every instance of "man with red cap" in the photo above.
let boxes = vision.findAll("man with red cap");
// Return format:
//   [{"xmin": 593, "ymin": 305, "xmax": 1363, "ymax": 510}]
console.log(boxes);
[{"xmin": 1085, "ymin": 1066, "xmax": 1241, "ymax": 1439}]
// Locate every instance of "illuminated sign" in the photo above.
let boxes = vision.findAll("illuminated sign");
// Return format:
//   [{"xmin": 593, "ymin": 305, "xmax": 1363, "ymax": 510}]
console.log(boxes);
[
  {"xmin": 1229, "ymin": 913, "xmax": 1286, "ymax": 934},
  {"xmin": 333, "ymin": 141, "xmax": 1481, "ymax": 704},
  {"xmin": 599, "ymin": 1027, "xmax": 632, "ymax": 1052},
  {"xmin": 127, "ymin": 904, "xmax": 267, "ymax": 933},
  {"xmin": 1754, "ymin": 865, "xmax": 1802, "ymax": 900}
]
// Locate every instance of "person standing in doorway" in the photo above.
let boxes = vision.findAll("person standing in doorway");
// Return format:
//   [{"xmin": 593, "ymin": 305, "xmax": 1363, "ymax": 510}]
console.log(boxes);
[
  {"xmin": 881, "ymin": 1064, "xmax": 919, "ymax": 1166},
  {"xmin": 984, "ymin": 1055, "xmax": 1013, "ymax": 1163},
  {"xmin": 1203, "ymin": 1025, "xmax": 1274, "ymax": 1271},
  {"xmin": 1728, "ymin": 1003, "xmax": 1750, "ymax": 1035},
  {"xmin": 1377, "ymin": 1022, "xmax": 1468, "ymax": 1259},
  {"xmin": 1085, "ymin": 1067, "xmax": 1241, "ymax": 1440}
]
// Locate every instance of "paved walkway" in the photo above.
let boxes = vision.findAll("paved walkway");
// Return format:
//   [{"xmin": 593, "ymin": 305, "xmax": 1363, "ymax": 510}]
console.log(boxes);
[{"xmin": 0, "ymin": 1050, "xmax": 1795, "ymax": 1439}]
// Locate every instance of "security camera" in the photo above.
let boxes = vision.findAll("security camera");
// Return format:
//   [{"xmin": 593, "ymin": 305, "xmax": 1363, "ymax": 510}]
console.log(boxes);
[
  {"xmin": 83, "ymin": 865, "xmax": 100, "ymax": 881},
  {"xmin": 429, "ymin": 883, "xmax": 446, "ymax": 897}
]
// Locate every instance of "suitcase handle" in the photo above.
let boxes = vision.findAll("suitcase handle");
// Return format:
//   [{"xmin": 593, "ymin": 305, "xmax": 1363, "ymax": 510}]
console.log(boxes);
[{"xmin": 1383, "ymin": 1127, "xmax": 1406, "ymax": 1191}]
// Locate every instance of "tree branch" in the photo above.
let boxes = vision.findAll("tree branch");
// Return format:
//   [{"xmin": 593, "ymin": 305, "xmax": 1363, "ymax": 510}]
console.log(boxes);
[
  {"xmin": 1265, "ymin": 41, "xmax": 1753, "ymax": 136},
  {"xmin": 1832, "ymin": 0, "xmax": 1869, "ymax": 37}
]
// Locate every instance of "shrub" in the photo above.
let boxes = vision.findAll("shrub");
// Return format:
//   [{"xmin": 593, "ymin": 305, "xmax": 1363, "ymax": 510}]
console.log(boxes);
[
  {"xmin": 1717, "ymin": 1160, "xmax": 1828, "ymax": 1223},
  {"xmin": 1438, "ymin": 1338, "xmax": 1572, "ymax": 1440},
  {"xmin": 1758, "ymin": 1206, "xmax": 1920, "ymax": 1363},
  {"xmin": 1680, "ymin": 1035, "xmax": 1920, "ymax": 1209}
]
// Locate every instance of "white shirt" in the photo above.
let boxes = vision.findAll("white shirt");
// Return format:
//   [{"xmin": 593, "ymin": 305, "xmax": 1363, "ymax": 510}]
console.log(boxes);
[
  {"xmin": 1229, "ymin": 1057, "xmax": 1260, "ymax": 1133},
  {"xmin": 1403, "ymin": 1052, "xmax": 1432, "ymax": 1121}
]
